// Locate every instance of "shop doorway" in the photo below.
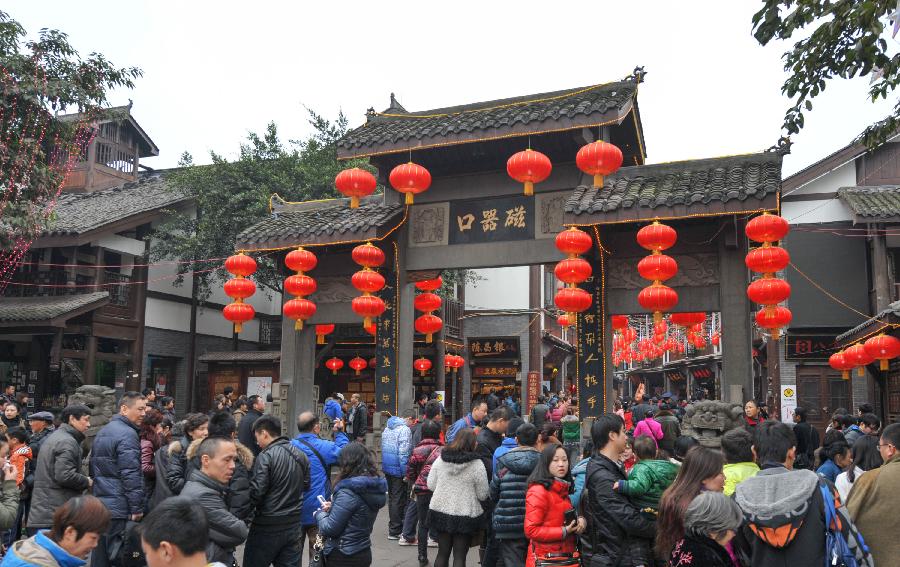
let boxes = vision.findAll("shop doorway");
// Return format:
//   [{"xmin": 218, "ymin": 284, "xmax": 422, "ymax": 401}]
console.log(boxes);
[{"xmin": 796, "ymin": 366, "xmax": 851, "ymax": 435}]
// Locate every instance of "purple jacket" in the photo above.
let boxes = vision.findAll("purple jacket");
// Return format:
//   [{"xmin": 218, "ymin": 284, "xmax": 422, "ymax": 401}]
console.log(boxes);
[{"xmin": 633, "ymin": 417, "xmax": 663, "ymax": 445}]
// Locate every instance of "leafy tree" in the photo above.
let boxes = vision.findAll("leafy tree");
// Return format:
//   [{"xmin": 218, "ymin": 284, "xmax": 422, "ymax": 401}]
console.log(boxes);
[
  {"xmin": 753, "ymin": 1, "xmax": 900, "ymax": 146},
  {"xmin": 0, "ymin": 10, "xmax": 141, "ymax": 251}
]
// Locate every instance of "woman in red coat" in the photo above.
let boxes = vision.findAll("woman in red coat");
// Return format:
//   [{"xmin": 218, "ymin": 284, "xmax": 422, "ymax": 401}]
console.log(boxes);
[{"xmin": 524, "ymin": 443, "xmax": 586, "ymax": 567}]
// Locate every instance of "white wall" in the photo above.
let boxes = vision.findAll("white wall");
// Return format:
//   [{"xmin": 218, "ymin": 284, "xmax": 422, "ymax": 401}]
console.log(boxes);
[
  {"xmin": 465, "ymin": 266, "xmax": 530, "ymax": 310},
  {"xmin": 785, "ymin": 161, "xmax": 856, "ymax": 197},
  {"xmin": 783, "ymin": 161, "xmax": 856, "ymax": 224}
]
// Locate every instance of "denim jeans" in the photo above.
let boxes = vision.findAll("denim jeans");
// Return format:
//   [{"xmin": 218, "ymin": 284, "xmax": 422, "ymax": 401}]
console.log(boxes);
[
  {"xmin": 243, "ymin": 524, "xmax": 301, "ymax": 567},
  {"xmin": 402, "ymin": 495, "xmax": 417, "ymax": 540}
]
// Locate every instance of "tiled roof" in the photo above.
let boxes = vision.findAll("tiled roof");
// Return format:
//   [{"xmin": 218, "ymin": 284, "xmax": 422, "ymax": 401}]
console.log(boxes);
[
  {"xmin": 337, "ymin": 78, "xmax": 639, "ymax": 158},
  {"xmin": 0, "ymin": 292, "xmax": 109, "ymax": 325},
  {"xmin": 236, "ymin": 196, "xmax": 403, "ymax": 249},
  {"xmin": 837, "ymin": 186, "xmax": 900, "ymax": 219},
  {"xmin": 835, "ymin": 300, "xmax": 900, "ymax": 343},
  {"xmin": 45, "ymin": 174, "xmax": 190, "ymax": 237},
  {"xmin": 564, "ymin": 151, "xmax": 782, "ymax": 223},
  {"xmin": 198, "ymin": 351, "xmax": 281, "ymax": 363}
]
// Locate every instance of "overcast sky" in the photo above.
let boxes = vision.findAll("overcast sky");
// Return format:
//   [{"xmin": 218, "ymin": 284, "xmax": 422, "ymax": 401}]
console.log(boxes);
[{"xmin": 10, "ymin": 1, "xmax": 896, "ymax": 176}]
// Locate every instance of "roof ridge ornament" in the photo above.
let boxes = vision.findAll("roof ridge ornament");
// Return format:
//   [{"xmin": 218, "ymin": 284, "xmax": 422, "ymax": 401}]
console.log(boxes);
[
  {"xmin": 766, "ymin": 136, "xmax": 792, "ymax": 156},
  {"xmin": 626, "ymin": 66, "xmax": 647, "ymax": 83}
]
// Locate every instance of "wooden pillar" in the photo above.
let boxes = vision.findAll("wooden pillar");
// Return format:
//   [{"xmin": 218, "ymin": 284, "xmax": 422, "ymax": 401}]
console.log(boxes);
[
  {"xmin": 871, "ymin": 223, "xmax": 892, "ymax": 312},
  {"xmin": 280, "ymin": 310, "xmax": 316, "ymax": 428},
  {"xmin": 528, "ymin": 265, "xmax": 542, "ymax": 397},
  {"xmin": 718, "ymin": 222, "xmax": 753, "ymax": 403},
  {"xmin": 84, "ymin": 335, "xmax": 97, "ymax": 385}
]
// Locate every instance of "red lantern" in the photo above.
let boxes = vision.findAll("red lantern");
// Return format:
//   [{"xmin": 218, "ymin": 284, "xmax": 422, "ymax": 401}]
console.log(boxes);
[
  {"xmin": 829, "ymin": 350, "xmax": 855, "ymax": 380},
  {"xmin": 365, "ymin": 322, "xmax": 377, "ymax": 336},
  {"xmin": 845, "ymin": 342, "xmax": 874, "ymax": 376},
  {"xmin": 225, "ymin": 253, "xmax": 257, "ymax": 277},
  {"xmin": 622, "ymin": 327, "xmax": 637, "ymax": 342},
  {"xmin": 670, "ymin": 312, "xmax": 706, "ymax": 327},
  {"xmin": 352, "ymin": 295, "xmax": 386, "ymax": 328},
  {"xmin": 415, "ymin": 314, "xmax": 443, "ymax": 343},
  {"xmin": 747, "ymin": 278, "xmax": 791, "ymax": 307},
  {"xmin": 414, "ymin": 292, "xmax": 442, "ymax": 313},
  {"xmin": 368, "ymin": 357, "xmax": 377, "ymax": 369},
  {"xmin": 637, "ymin": 254, "xmax": 678, "ymax": 282},
  {"xmin": 284, "ymin": 274, "xmax": 317, "ymax": 298},
  {"xmin": 315, "ymin": 324, "xmax": 334, "ymax": 345},
  {"xmin": 554, "ymin": 258, "xmax": 593, "ymax": 285},
  {"xmin": 638, "ymin": 284, "xmax": 678, "ymax": 322},
  {"xmin": 755, "ymin": 306, "xmax": 792, "ymax": 340},
  {"xmin": 351, "ymin": 270, "xmax": 386, "ymax": 294},
  {"xmin": 351, "ymin": 242, "xmax": 385, "ymax": 268},
  {"xmin": 576, "ymin": 140, "xmax": 623, "ymax": 188},
  {"xmin": 745, "ymin": 245, "xmax": 790, "ymax": 274},
  {"xmin": 415, "ymin": 277, "xmax": 443, "ymax": 291},
  {"xmin": 224, "ymin": 277, "xmax": 256, "ymax": 300},
  {"xmin": 325, "ymin": 357, "xmax": 344, "ymax": 375},
  {"xmin": 507, "ymin": 148, "xmax": 552, "ymax": 196},
  {"xmin": 746, "ymin": 213, "xmax": 790, "ymax": 243},
  {"xmin": 555, "ymin": 228, "xmax": 592, "ymax": 257},
  {"xmin": 283, "ymin": 298, "xmax": 316, "ymax": 331},
  {"xmin": 223, "ymin": 302, "xmax": 255, "ymax": 334},
  {"xmin": 452, "ymin": 355, "xmax": 466, "ymax": 369},
  {"xmin": 654, "ymin": 321, "xmax": 668, "ymax": 336},
  {"xmin": 335, "ymin": 168, "xmax": 377, "ymax": 209},
  {"xmin": 554, "ymin": 287, "xmax": 592, "ymax": 314},
  {"xmin": 557, "ymin": 313, "xmax": 570, "ymax": 328},
  {"xmin": 414, "ymin": 357, "xmax": 433, "ymax": 377},
  {"xmin": 612, "ymin": 315, "xmax": 629, "ymax": 330},
  {"xmin": 711, "ymin": 333, "xmax": 721, "ymax": 347},
  {"xmin": 349, "ymin": 356, "xmax": 368, "ymax": 376},
  {"xmin": 637, "ymin": 222, "xmax": 677, "ymax": 252},
  {"xmin": 285, "ymin": 247, "xmax": 317, "ymax": 274},
  {"xmin": 389, "ymin": 162, "xmax": 432, "ymax": 204},
  {"xmin": 864, "ymin": 334, "xmax": 900, "ymax": 370}
]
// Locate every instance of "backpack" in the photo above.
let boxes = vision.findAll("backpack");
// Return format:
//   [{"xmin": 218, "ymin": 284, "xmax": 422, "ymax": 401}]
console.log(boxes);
[{"xmin": 819, "ymin": 481, "xmax": 872, "ymax": 567}]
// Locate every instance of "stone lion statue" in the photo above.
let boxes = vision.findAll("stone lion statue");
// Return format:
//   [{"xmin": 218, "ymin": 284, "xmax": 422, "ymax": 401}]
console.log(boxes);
[{"xmin": 680, "ymin": 400, "xmax": 744, "ymax": 448}]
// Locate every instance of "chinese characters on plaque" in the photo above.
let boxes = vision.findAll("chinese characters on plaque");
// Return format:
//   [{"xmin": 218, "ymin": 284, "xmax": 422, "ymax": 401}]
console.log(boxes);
[
  {"xmin": 374, "ymin": 262, "xmax": 398, "ymax": 413},
  {"xmin": 468, "ymin": 337, "xmax": 519, "ymax": 358},
  {"xmin": 576, "ymin": 271, "xmax": 604, "ymax": 418},
  {"xmin": 449, "ymin": 196, "xmax": 534, "ymax": 245}
]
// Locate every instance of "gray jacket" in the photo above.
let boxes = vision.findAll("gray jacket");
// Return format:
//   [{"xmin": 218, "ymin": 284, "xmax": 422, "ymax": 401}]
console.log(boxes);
[
  {"xmin": 28, "ymin": 424, "xmax": 90, "ymax": 528},
  {"xmin": 181, "ymin": 469, "xmax": 249, "ymax": 563}
]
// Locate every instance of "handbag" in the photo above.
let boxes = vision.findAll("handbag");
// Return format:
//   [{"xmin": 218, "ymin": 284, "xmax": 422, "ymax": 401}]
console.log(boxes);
[
  {"xmin": 532, "ymin": 542, "xmax": 582, "ymax": 567},
  {"xmin": 308, "ymin": 533, "xmax": 328, "ymax": 567}
]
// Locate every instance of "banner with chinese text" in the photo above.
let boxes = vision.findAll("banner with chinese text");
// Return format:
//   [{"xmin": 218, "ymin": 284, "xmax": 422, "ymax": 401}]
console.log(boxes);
[
  {"xmin": 576, "ymin": 272, "xmax": 604, "ymax": 418},
  {"xmin": 375, "ymin": 248, "xmax": 399, "ymax": 413},
  {"xmin": 449, "ymin": 196, "xmax": 534, "ymax": 244}
]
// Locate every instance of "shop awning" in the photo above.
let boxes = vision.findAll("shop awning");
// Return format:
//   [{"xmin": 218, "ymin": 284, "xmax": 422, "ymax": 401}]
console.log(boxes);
[
  {"xmin": 198, "ymin": 351, "xmax": 281, "ymax": 363},
  {"xmin": 0, "ymin": 292, "xmax": 109, "ymax": 328}
]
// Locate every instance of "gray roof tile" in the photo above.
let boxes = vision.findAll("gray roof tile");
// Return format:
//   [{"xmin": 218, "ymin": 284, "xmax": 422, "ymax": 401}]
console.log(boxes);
[
  {"xmin": 198, "ymin": 351, "xmax": 281, "ymax": 363},
  {"xmin": 0, "ymin": 292, "xmax": 109, "ymax": 324},
  {"xmin": 837, "ymin": 186, "xmax": 900, "ymax": 219}
]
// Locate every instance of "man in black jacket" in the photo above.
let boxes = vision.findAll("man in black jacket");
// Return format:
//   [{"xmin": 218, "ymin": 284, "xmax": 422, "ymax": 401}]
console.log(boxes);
[
  {"xmin": 490, "ymin": 422, "xmax": 540, "ymax": 567},
  {"xmin": 244, "ymin": 415, "xmax": 310, "ymax": 567},
  {"xmin": 529, "ymin": 396, "xmax": 549, "ymax": 430},
  {"xmin": 207, "ymin": 411, "xmax": 254, "ymax": 520},
  {"xmin": 346, "ymin": 393, "xmax": 368, "ymax": 442},
  {"xmin": 237, "ymin": 395, "xmax": 265, "ymax": 456},
  {"xmin": 475, "ymin": 407, "xmax": 508, "ymax": 567},
  {"xmin": 586, "ymin": 413, "xmax": 656, "ymax": 567}
]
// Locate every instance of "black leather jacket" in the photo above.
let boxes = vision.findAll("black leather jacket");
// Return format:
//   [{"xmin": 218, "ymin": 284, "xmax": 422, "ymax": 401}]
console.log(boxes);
[{"xmin": 249, "ymin": 437, "xmax": 310, "ymax": 526}]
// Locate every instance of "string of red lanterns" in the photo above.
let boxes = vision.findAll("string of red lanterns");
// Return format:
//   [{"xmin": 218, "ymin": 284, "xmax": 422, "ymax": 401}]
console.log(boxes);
[
  {"xmin": 283, "ymin": 247, "xmax": 317, "ymax": 331},
  {"xmin": 222, "ymin": 253, "xmax": 257, "ymax": 333},
  {"xmin": 414, "ymin": 277, "xmax": 443, "ymax": 343},
  {"xmin": 554, "ymin": 227, "xmax": 593, "ymax": 325},
  {"xmin": 444, "ymin": 354, "xmax": 465, "ymax": 372},
  {"xmin": 335, "ymin": 168, "xmax": 377, "ymax": 209},
  {"xmin": 830, "ymin": 334, "xmax": 900, "ymax": 379},
  {"xmin": 611, "ymin": 313, "xmax": 720, "ymax": 368},
  {"xmin": 636, "ymin": 221, "xmax": 678, "ymax": 322},
  {"xmin": 745, "ymin": 213, "xmax": 792, "ymax": 339},
  {"xmin": 350, "ymin": 242, "xmax": 386, "ymax": 329}
]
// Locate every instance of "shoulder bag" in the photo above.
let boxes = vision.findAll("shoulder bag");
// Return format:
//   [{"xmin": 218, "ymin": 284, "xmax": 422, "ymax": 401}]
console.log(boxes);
[{"xmin": 308, "ymin": 533, "xmax": 328, "ymax": 567}]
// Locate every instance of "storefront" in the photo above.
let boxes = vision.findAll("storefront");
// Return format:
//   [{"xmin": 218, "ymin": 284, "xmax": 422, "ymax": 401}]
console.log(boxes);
[
  {"xmin": 468, "ymin": 337, "xmax": 520, "ymax": 401},
  {"xmin": 198, "ymin": 351, "xmax": 280, "ymax": 412}
]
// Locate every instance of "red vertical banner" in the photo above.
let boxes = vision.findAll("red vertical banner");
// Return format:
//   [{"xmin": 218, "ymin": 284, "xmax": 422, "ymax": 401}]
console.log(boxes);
[{"xmin": 526, "ymin": 370, "xmax": 540, "ymax": 415}]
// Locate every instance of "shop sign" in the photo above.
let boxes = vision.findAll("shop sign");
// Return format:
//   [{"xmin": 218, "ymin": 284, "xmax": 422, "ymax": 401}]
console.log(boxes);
[
  {"xmin": 449, "ymin": 195, "xmax": 534, "ymax": 244},
  {"xmin": 576, "ymin": 269, "xmax": 604, "ymax": 418},
  {"xmin": 785, "ymin": 334, "xmax": 839, "ymax": 360},
  {"xmin": 473, "ymin": 366, "xmax": 518, "ymax": 378},
  {"xmin": 780, "ymin": 385, "xmax": 797, "ymax": 424},
  {"xmin": 374, "ymin": 258, "xmax": 398, "ymax": 413},
  {"xmin": 469, "ymin": 337, "xmax": 519, "ymax": 358},
  {"xmin": 526, "ymin": 371, "xmax": 540, "ymax": 414}
]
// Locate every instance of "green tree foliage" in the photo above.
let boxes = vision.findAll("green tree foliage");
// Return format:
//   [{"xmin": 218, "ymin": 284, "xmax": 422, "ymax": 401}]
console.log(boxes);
[
  {"xmin": 0, "ymin": 10, "xmax": 141, "ymax": 249},
  {"xmin": 150, "ymin": 111, "xmax": 370, "ymax": 298},
  {"xmin": 753, "ymin": 0, "xmax": 900, "ymax": 146}
]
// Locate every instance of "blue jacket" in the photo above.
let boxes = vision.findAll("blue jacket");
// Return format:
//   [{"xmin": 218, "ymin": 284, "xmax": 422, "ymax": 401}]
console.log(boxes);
[
  {"xmin": 315, "ymin": 475, "xmax": 387, "ymax": 556},
  {"xmin": 490, "ymin": 446, "xmax": 541, "ymax": 539},
  {"xmin": 90, "ymin": 415, "xmax": 142, "ymax": 519},
  {"xmin": 381, "ymin": 417, "xmax": 411, "ymax": 478},
  {"xmin": 2, "ymin": 530, "xmax": 86, "ymax": 567},
  {"xmin": 817, "ymin": 458, "xmax": 843, "ymax": 483},
  {"xmin": 493, "ymin": 437, "xmax": 518, "ymax": 472},
  {"xmin": 446, "ymin": 413, "xmax": 478, "ymax": 444},
  {"xmin": 570, "ymin": 457, "xmax": 591, "ymax": 508},
  {"xmin": 323, "ymin": 399, "xmax": 343, "ymax": 422},
  {"xmin": 292, "ymin": 432, "xmax": 349, "ymax": 526}
]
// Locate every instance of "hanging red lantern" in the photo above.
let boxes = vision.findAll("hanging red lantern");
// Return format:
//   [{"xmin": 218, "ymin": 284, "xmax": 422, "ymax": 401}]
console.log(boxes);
[
  {"xmin": 845, "ymin": 342, "xmax": 875, "ymax": 376},
  {"xmin": 864, "ymin": 334, "xmax": 900, "ymax": 370},
  {"xmin": 284, "ymin": 274, "xmax": 317, "ymax": 298},
  {"xmin": 746, "ymin": 213, "xmax": 790, "ymax": 243},
  {"xmin": 554, "ymin": 258, "xmax": 593, "ymax": 285},
  {"xmin": 555, "ymin": 228, "xmax": 593, "ymax": 257},
  {"xmin": 747, "ymin": 278, "xmax": 791, "ymax": 308},
  {"xmin": 283, "ymin": 247, "xmax": 317, "ymax": 331},
  {"xmin": 415, "ymin": 277, "xmax": 443, "ymax": 291},
  {"xmin": 414, "ymin": 293, "xmax": 442, "ymax": 313},
  {"xmin": 352, "ymin": 295, "xmax": 386, "ymax": 328},
  {"xmin": 829, "ymin": 350, "xmax": 855, "ymax": 380},
  {"xmin": 351, "ymin": 242, "xmax": 386, "ymax": 268},
  {"xmin": 507, "ymin": 148, "xmax": 552, "ymax": 196},
  {"xmin": 745, "ymin": 245, "xmax": 790, "ymax": 274},
  {"xmin": 576, "ymin": 140, "xmax": 623, "ymax": 188},
  {"xmin": 554, "ymin": 287, "xmax": 592, "ymax": 314},
  {"xmin": 349, "ymin": 356, "xmax": 368, "ymax": 376},
  {"xmin": 389, "ymin": 162, "xmax": 432, "ymax": 204},
  {"xmin": 414, "ymin": 357, "xmax": 433, "ymax": 377},
  {"xmin": 351, "ymin": 270, "xmax": 386, "ymax": 294},
  {"xmin": 415, "ymin": 314, "xmax": 443, "ymax": 343},
  {"xmin": 223, "ymin": 302, "xmax": 255, "ymax": 334},
  {"xmin": 315, "ymin": 324, "xmax": 335, "ymax": 345},
  {"xmin": 637, "ymin": 254, "xmax": 678, "ymax": 282},
  {"xmin": 325, "ymin": 357, "xmax": 344, "ymax": 375},
  {"xmin": 711, "ymin": 333, "xmax": 721, "ymax": 347},
  {"xmin": 755, "ymin": 306, "xmax": 792, "ymax": 340},
  {"xmin": 283, "ymin": 298, "xmax": 316, "ymax": 331},
  {"xmin": 637, "ymin": 222, "xmax": 677, "ymax": 252},
  {"xmin": 225, "ymin": 253, "xmax": 257, "ymax": 277},
  {"xmin": 224, "ymin": 277, "xmax": 256, "ymax": 300},
  {"xmin": 622, "ymin": 326, "xmax": 637, "ymax": 342},
  {"xmin": 670, "ymin": 312, "xmax": 706, "ymax": 327},
  {"xmin": 612, "ymin": 315, "xmax": 629, "ymax": 331},
  {"xmin": 654, "ymin": 321, "xmax": 668, "ymax": 336},
  {"xmin": 335, "ymin": 167, "xmax": 377, "ymax": 209},
  {"xmin": 368, "ymin": 357, "xmax": 377, "ymax": 369},
  {"xmin": 638, "ymin": 284, "xmax": 678, "ymax": 322},
  {"xmin": 557, "ymin": 313, "xmax": 570, "ymax": 328},
  {"xmin": 285, "ymin": 247, "xmax": 317, "ymax": 273}
]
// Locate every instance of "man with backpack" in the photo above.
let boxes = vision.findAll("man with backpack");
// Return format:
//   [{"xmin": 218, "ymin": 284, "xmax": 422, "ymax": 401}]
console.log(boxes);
[{"xmin": 734, "ymin": 420, "xmax": 871, "ymax": 567}]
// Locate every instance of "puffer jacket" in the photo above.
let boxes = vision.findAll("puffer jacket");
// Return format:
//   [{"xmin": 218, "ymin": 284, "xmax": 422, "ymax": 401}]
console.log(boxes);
[
  {"xmin": 633, "ymin": 417, "xmax": 663, "ymax": 445},
  {"xmin": 406, "ymin": 438, "xmax": 442, "ymax": 494},
  {"xmin": 292, "ymin": 431, "xmax": 349, "ymax": 526},
  {"xmin": 570, "ymin": 456, "xmax": 590, "ymax": 509},
  {"xmin": 249, "ymin": 437, "xmax": 310, "ymax": 526},
  {"xmin": 427, "ymin": 448, "xmax": 489, "ymax": 534},
  {"xmin": 524, "ymin": 479, "xmax": 577, "ymax": 567},
  {"xmin": 180, "ymin": 469, "xmax": 248, "ymax": 564},
  {"xmin": 616, "ymin": 458, "xmax": 678, "ymax": 510},
  {"xmin": 323, "ymin": 399, "xmax": 343, "ymax": 422},
  {"xmin": 315, "ymin": 475, "xmax": 387, "ymax": 556},
  {"xmin": 723, "ymin": 461, "xmax": 759, "ymax": 497},
  {"xmin": 490, "ymin": 446, "xmax": 540, "ymax": 539},
  {"xmin": 654, "ymin": 411, "xmax": 680, "ymax": 452},
  {"xmin": 90, "ymin": 415, "xmax": 142, "ymax": 520},
  {"xmin": 2, "ymin": 530, "xmax": 85, "ymax": 567},
  {"xmin": 165, "ymin": 435, "xmax": 195, "ymax": 494},
  {"xmin": 584, "ymin": 453, "xmax": 656, "ymax": 567},
  {"xmin": 185, "ymin": 438, "xmax": 255, "ymax": 520},
  {"xmin": 493, "ymin": 436, "xmax": 517, "ymax": 472},
  {"xmin": 380, "ymin": 417, "xmax": 411, "ymax": 478}
]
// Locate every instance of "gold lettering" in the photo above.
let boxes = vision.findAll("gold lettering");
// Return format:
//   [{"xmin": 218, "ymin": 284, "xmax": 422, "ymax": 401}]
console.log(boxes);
[
  {"xmin": 471, "ymin": 342, "xmax": 482, "ymax": 353},
  {"xmin": 585, "ymin": 374, "xmax": 598, "ymax": 387},
  {"xmin": 382, "ymin": 356, "xmax": 391, "ymax": 367},
  {"xmin": 504, "ymin": 205, "xmax": 526, "ymax": 228},
  {"xmin": 457, "ymin": 214, "xmax": 475, "ymax": 232},
  {"xmin": 380, "ymin": 376, "xmax": 391, "ymax": 384},
  {"xmin": 587, "ymin": 395, "xmax": 597, "ymax": 408},
  {"xmin": 584, "ymin": 353, "xmax": 598, "ymax": 364},
  {"xmin": 494, "ymin": 341, "xmax": 506, "ymax": 354},
  {"xmin": 481, "ymin": 209, "xmax": 498, "ymax": 232}
]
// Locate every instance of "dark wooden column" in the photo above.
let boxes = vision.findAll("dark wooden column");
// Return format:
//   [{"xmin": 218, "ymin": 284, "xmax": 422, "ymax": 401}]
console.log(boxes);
[{"xmin": 718, "ymin": 221, "xmax": 753, "ymax": 403}]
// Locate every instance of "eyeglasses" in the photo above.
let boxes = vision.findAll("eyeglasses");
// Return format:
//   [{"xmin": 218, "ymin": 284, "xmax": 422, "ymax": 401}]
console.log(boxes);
[{"xmin": 877, "ymin": 443, "xmax": 895, "ymax": 451}]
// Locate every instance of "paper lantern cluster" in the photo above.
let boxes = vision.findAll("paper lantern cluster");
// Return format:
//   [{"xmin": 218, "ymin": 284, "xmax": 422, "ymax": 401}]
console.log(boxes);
[
  {"xmin": 283, "ymin": 247, "xmax": 318, "ymax": 331},
  {"xmin": 414, "ymin": 277, "xmax": 443, "ymax": 343},
  {"xmin": 612, "ymin": 312, "xmax": 718, "ymax": 367},
  {"xmin": 554, "ymin": 228, "xmax": 593, "ymax": 323},
  {"xmin": 745, "ymin": 213, "xmax": 792, "ymax": 339},
  {"xmin": 831, "ymin": 334, "xmax": 900, "ymax": 379},
  {"xmin": 505, "ymin": 140, "xmax": 623, "ymax": 196},
  {"xmin": 636, "ymin": 221, "xmax": 678, "ymax": 322},
  {"xmin": 444, "ymin": 354, "xmax": 465, "ymax": 372},
  {"xmin": 223, "ymin": 253, "xmax": 257, "ymax": 333},
  {"xmin": 350, "ymin": 242, "xmax": 386, "ymax": 329}
]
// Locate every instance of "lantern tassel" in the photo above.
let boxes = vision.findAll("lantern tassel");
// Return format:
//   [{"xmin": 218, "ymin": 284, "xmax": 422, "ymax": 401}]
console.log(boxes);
[
  {"xmin": 405, "ymin": 193, "xmax": 414, "ymax": 205},
  {"xmin": 364, "ymin": 317, "xmax": 371, "ymax": 328},
  {"xmin": 426, "ymin": 333, "xmax": 433, "ymax": 343},
  {"xmin": 295, "ymin": 320, "xmax": 304, "ymax": 331},
  {"xmin": 234, "ymin": 323, "xmax": 242, "ymax": 334},
  {"xmin": 593, "ymin": 174, "xmax": 604, "ymax": 188},
  {"xmin": 858, "ymin": 366, "xmax": 865, "ymax": 377},
  {"xmin": 882, "ymin": 359, "xmax": 889, "ymax": 371},
  {"xmin": 350, "ymin": 196, "xmax": 360, "ymax": 209},
  {"xmin": 356, "ymin": 368, "xmax": 361, "ymax": 376},
  {"xmin": 317, "ymin": 335, "xmax": 325, "ymax": 345},
  {"xmin": 524, "ymin": 181, "xmax": 534, "ymax": 196},
  {"xmin": 332, "ymin": 368, "xmax": 337, "ymax": 376},
  {"xmin": 842, "ymin": 371, "xmax": 850, "ymax": 380},
  {"xmin": 420, "ymin": 370, "xmax": 426, "ymax": 377}
]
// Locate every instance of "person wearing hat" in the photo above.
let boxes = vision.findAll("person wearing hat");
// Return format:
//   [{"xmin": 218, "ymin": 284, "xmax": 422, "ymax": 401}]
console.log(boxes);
[{"xmin": 25, "ymin": 412, "xmax": 54, "ymax": 461}]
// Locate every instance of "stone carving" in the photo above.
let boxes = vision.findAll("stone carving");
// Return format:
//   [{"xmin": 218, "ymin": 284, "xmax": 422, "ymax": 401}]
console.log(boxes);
[
  {"xmin": 538, "ymin": 193, "xmax": 567, "ymax": 237},
  {"xmin": 314, "ymin": 277, "xmax": 358, "ymax": 303},
  {"xmin": 680, "ymin": 400, "xmax": 744, "ymax": 448},
  {"xmin": 608, "ymin": 253, "xmax": 719, "ymax": 289},
  {"xmin": 409, "ymin": 204, "xmax": 447, "ymax": 246},
  {"xmin": 67, "ymin": 385, "xmax": 117, "ymax": 453}
]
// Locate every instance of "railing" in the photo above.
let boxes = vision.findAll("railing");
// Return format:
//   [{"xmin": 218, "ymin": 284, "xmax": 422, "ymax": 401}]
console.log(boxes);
[
  {"xmin": 443, "ymin": 299, "xmax": 463, "ymax": 339},
  {"xmin": 2, "ymin": 270, "xmax": 68, "ymax": 297},
  {"xmin": 103, "ymin": 272, "xmax": 132, "ymax": 307}
]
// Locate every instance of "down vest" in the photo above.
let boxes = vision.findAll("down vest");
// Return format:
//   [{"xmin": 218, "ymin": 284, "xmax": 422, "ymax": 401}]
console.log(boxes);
[
  {"xmin": 490, "ymin": 446, "xmax": 540, "ymax": 540},
  {"xmin": 405, "ymin": 438, "xmax": 442, "ymax": 494},
  {"xmin": 28, "ymin": 424, "xmax": 89, "ymax": 528},
  {"xmin": 380, "ymin": 417, "xmax": 411, "ymax": 478},
  {"xmin": 524, "ymin": 480, "xmax": 577, "ymax": 567},
  {"xmin": 90, "ymin": 415, "xmax": 142, "ymax": 520},
  {"xmin": 315, "ymin": 475, "xmax": 387, "ymax": 556}
]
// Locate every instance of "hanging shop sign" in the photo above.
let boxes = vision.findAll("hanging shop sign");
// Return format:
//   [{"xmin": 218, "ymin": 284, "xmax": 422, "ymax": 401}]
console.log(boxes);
[
  {"xmin": 449, "ymin": 195, "xmax": 534, "ymax": 245},
  {"xmin": 374, "ymin": 248, "xmax": 399, "ymax": 413},
  {"xmin": 785, "ymin": 334, "xmax": 839, "ymax": 360},
  {"xmin": 472, "ymin": 366, "xmax": 518, "ymax": 378},
  {"xmin": 526, "ymin": 370, "xmax": 541, "ymax": 415},
  {"xmin": 468, "ymin": 337, "xmax": 520, "ymax": 359}
]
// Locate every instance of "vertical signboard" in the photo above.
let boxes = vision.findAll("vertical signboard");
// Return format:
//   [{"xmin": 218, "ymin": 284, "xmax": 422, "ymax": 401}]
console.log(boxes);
[
  {"xmin": 576, "ymin": 272, "xmax": 603, "ymax": 418},
  {"xmin": 526, "ymin": 370, "xmax": 541, "ymax": 416},
  {"xmin": 375, "ymin": 245, "xmax": 399, "ymax": 413}
]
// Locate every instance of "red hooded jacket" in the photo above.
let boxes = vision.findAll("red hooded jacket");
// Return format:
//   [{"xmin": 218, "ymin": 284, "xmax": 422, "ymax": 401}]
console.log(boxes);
[{"xmin": 524, "ymin": 479, "xmax": 577, "ymax": 567}]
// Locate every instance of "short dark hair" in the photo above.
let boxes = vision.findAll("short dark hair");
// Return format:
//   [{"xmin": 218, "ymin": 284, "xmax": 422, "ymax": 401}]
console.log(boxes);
[
  {"xmin": 117, "ymin": 391, "xmax": 145, "ymax": 409},
  {"xmin": 753, "ymin": 420, "xmax": 796, "ymax": 464},
  {"xmin": 516, "ymin": 423, "xmax": 539, "ymax": 447},
  {"xmin": 858, "ymin": 402, "xmax": 874, "ymax": 415},
  {"xmin": 633, "ymin": 435, "xmax": 657, "ymax": 461},
  {"xmin": 61, "ymin": 404, "xmax": 91, "ymax": 424},
  {"xmin": 183, "ymin": 413, "xmax": 209, "ymax": 436},
  {"xmin": 196, "ymin": 437, "xmax": 231, "ymax": 462},
  {"xmin": 421, "ymin": 419, "xmax": 441, "ymax": 441},
  {"xmin": 6, "ymin": 427, "xmax": 27, "ymax": 444},
  {"xmin": 141, "ymin": 388, "xmax": 154, "ymax": 397},
  {"xmin": 489, "ymin": 407, "xmax": 509, "ymax": 422},
  {"xmin": 590, "ymin": 413, "xmax": 624, "ymax": 450},
  {"xmin": 721, "ymin": 428, "xmax": 754, "ymax": 464},
  {"xmin": 860, "ymin": 413, "xmax": 881, "ymax": 431},
  {"xmin": 296, "ymin": 412, "xmax": 319, "ymax": 433},
  {"xmin": 140, "ymin": 497, "xmax": 208, "ymax": 556},
  {"xmin": 881, "ymin": 422, "xmax": 900, "ymax": 450},
  {"xmin": 834, "ymin": 414, "xmax": 854, "ymax": 430},
  {"xmin": 49, "ymin": 495, "xmax": 110, "ymax": 544},
  {"xmin": 248, "ymin": 395, "xmax": 262, "ymax": 407},
  {"xmin": 674, "ymin": 435, "xmax": 700, "ymax": 461},
  {"xmin": 424, "ymin": 400, "xmax": 442, "ymax": 420},
  {"xmin": 506, "ymin": 417, "xmax": 525, "ymax": 437},
  {"xmin": 794, "ymin": 406, "xmax": 808, "ymax": 421},
  {"xmin": 207, "ymin": 411, "xmax": 236, "ymax": 438},
  {"xmin": 582, "ymin": 438, "xmax": 594, "ymax": 459},
  {"xmin": 223, "ymin": 386, "xmax": 234, "ymax": 396},
  {"xmin": 252, "ymin": 414, "xmax": 281, "ymax": 437}
]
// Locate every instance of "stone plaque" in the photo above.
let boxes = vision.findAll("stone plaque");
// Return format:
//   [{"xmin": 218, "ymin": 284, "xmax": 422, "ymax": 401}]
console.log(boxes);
[
  {"xmin": 409, "ymin": 202, "xmax": 449, "ymax": 247},
  {"xmin": 535, "ymin": 191, "xmax": 569, "ymax": 239},
  {"xmin": 607, "ymin": 253, "xmax": 719, "ymax": 290}
]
